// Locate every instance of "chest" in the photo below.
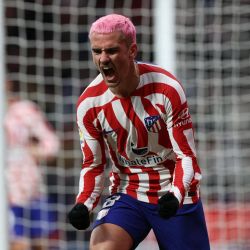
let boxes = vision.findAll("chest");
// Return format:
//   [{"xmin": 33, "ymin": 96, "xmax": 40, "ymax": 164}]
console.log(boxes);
[{"xmin": 97, "ymin": 96, "xmax": 171, "ymax": 153}]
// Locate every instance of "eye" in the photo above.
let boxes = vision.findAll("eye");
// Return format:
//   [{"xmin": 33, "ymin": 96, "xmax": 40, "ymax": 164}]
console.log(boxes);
[
  {"xmin": 91, "ymin": 47, "xmax": 119, "ymax": 55},
  {"xmin": 92, "ymin": 48, "xmax": 102, "ymax": 55},
  {"xmin": 106, "ymin": 48, "xmax": 119, "ymax": 55}
]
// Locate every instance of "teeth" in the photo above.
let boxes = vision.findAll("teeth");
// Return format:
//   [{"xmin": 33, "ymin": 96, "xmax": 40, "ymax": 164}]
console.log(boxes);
[{"xmin": 103, "ymin": 66, "xmax": 110, "ymax": 70}]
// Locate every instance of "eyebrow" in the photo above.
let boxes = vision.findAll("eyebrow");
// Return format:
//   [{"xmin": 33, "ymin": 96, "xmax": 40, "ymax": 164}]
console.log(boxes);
[{"xmin": 91, "ymin": 47, "xmax": 119, "ymax": 54}]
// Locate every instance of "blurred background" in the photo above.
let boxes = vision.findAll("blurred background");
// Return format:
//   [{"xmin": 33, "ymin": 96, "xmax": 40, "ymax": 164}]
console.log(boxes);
[{"xmin": 1, "ymin": 0, "xmax": 250, "ymax": 249}]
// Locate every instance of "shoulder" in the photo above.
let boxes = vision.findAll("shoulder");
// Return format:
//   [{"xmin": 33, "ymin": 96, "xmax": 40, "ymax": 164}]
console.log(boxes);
[
  {"xmin": 138, "ymin": 62, "xmax": 183, "ymax": 90},
  {"xmin": 77, "ymin": 74, "xmax": 107, "ymax": 107},
  {"xmin": 138, "ymin": 61, "xmax": 178, "ymax": 81},
  {"xmin": 76, "ymin": 74, "xmax": 113, "ymax": 119},
  {"xmin": 138, "ymin": 62, "xmax": 186, "ymax": 101}
]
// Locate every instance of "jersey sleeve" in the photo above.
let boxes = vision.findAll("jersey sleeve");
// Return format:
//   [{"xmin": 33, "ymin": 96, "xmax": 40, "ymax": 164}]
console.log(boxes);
[
  {"xmin": 76, "ymin": 103, "xmax": 106, "ymax": 211},
  {"xmin": 164, "ymin": 85, "xmax": 201, "ymax": 205},
  {"xmin": 27, "ymin": 101, "xmax": 60, "ymax": 157},
  {"xmin": 6, "ymin": 100, "xmax": 60, "ymax": 157}
]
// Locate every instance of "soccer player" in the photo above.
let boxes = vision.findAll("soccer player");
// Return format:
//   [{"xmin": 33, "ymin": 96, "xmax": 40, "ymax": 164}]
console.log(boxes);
[
  {"xmin": 68, "ymin": 14, "xmax": 210, "ymax": 249},
  {"xmin": 5, "ymin": 80, "xmax": 60, "ymax": 250}
]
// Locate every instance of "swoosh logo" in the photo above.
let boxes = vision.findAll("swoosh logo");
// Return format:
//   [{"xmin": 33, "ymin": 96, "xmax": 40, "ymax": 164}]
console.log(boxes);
[
  {"xmin": 131, "ymin": 143, "xmax": 149, "ymax": 156},
  {"xmin": 103, "ymin": 129, "xmax": 114, "ymax": 134}
]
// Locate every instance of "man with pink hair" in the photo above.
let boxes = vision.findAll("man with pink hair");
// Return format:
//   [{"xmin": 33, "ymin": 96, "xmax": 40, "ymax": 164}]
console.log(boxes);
[{"xmin": 68, "ymin": 14, "xmax": 210, "ymax": 249}]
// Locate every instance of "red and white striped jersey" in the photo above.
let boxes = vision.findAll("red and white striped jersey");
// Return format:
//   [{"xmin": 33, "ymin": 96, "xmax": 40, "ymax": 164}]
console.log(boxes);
[
  {"xmin": 4, "ymin": 100, "xmax": 60, "ymax": 206},
  {"xmin": 76, "ymin": 62, "xmax": 202, "ymax": 211}
]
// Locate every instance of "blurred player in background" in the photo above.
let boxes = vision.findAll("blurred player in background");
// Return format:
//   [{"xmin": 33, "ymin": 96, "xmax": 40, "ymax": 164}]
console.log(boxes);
[
  {"xmin": 68, "ymin": 14, "xmax": 210, "ymax": 249},
  {"xmin": 5, "ymin": 80, "xmax": 60, "ymax": 250}
]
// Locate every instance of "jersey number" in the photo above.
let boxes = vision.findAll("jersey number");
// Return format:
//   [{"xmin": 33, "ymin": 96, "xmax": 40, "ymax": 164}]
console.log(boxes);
[{"xmin": 102, "ymin": 195, "xmax": 121, "ymax": 208}]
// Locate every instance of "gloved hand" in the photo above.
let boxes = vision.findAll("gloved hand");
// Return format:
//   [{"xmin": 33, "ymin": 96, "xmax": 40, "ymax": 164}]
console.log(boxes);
[
  {"xmin": 158, "ymin": 192, "xmax": 179, "ymax": 219},
  {"xmin": 68, "ymin": 203, "xmax": 90, "ymax": 230}
]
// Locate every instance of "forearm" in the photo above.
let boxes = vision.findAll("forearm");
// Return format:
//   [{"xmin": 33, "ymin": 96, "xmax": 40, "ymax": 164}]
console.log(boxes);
[
  {"xmin": 76, "ymin": 164, "xmax": 105, "ymax": 211},
  {"xmin": 170, "ymin": 156, "xmax": 195, "ymax": 204}
]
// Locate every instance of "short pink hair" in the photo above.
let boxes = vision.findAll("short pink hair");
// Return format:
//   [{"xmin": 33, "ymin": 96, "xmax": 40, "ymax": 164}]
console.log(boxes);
[{"xmin": 89, "ymin": 14, "xmax": 136, "ymax": 45}]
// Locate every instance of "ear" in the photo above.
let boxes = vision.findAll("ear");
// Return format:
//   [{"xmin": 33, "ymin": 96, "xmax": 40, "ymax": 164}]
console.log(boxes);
[{"xmin": 129, "ymin": 43, "xmax": 137, "ymax": 59}]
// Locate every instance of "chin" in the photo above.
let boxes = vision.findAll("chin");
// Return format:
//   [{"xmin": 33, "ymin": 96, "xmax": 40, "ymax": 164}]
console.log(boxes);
[{"xmin": 105, "ymin": 80, "xmax": 120, "ymax": 87}]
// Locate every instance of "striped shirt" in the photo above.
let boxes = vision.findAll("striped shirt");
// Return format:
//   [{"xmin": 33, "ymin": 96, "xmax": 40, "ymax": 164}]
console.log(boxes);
[
  {"xmin": 5, "ymin": 100, "xmax": 60, "ymax": 206},
  {"xmin": 76, "ymin": 62, "xmax": 202, "ymax": 211}
]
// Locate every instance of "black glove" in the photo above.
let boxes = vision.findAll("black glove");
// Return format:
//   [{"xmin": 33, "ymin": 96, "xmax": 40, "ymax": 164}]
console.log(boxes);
[
  {"xmin": 158, "ymin": 192, "xmax": 179, "ymax": 219},
  {"xmin": 68, "ymin": 203, "xmax": 90, "ymax": 230}
]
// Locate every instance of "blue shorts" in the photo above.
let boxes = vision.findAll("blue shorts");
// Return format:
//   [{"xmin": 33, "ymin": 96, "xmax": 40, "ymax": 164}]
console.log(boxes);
[
  {"xmin": 10, "ymin": 196, "xmax": 57, "ymax": 239},
  {"xmin": 94, "ymin": 193, "xmax": 210, "ymax": 250}
]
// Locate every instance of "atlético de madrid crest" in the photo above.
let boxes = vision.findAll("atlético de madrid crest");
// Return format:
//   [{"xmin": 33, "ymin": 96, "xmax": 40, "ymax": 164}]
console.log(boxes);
[{"xmin": 144, "ymin": 115, "xmax": 161, "ymax": 133}]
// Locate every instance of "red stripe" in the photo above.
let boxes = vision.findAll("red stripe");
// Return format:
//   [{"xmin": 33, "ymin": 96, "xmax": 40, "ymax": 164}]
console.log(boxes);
[
  {"xmin": 120, "ymin": 99, "xmax": 148, "ymax": 148},
  {"xmin": 173, "ymin": 159, "xmax": 185, "ymax": 198},
  {"xmin": 77, "ymin": 80, "xmax": 107, "ymax": 108},
  {"xmin": 110, "ymin": 172, "xmax": 120, "ymax": 194},
  {"xmin": 103, "ymin": 102, "xmax": 129, "ymax": 158},
  {"xmin": 76, "ymin": 165, "xmax": 104, "ymax": 204},
  {"xmin": 138, "ymin": 63, "xmax": 180, "ymax": 83},
  {"xmin": 81, "ymin": 140, "xmax": 94, "ymax": 166},
  {"xmin": 125, "ymin": 171, "xmax": 139, "ymax": 199},
  {"xmin": 144, "ymin": 168, "xmax": 161, "ymax": 203},
  {"xmin": 140, "ymin": 96, "xmax": 171, "ymax": 149}
]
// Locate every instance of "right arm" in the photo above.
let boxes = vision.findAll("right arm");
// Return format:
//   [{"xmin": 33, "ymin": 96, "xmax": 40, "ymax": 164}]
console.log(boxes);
[
  {"xmin": 68, "ymin": 103, "xmax": 107, "ymax": 230},
  {"xmin": 75, "ymin": 104, "xmax": 107, "ymax": 212}
]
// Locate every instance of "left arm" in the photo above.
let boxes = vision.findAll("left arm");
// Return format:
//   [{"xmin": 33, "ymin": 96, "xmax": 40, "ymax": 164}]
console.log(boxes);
[
  {"xmin": 164, "ymin": 83, "xmax": 200, "ymax": 205},
  {"xmin": 158, "ymin": 84, "xmax": 199, "ymax": 218}
]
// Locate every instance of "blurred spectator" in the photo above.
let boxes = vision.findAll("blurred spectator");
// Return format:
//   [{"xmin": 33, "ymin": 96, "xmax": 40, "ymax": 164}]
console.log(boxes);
[{"xmin": 4, "ymin": 80, "xmax": 60, "ymax": 250}]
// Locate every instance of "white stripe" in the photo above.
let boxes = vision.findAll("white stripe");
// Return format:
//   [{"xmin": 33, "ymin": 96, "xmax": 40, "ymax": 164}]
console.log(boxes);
[
  {"xmin": 145, "ymin": 93, "xmax": 173, "ymax": 129},
  {"xmin": 114, "ymin": 173, "xmax": 130, "ymax": 194},
  {"xmin": 130, "ymin": 167, "xmax": 150, "ymax": 203},
  {"xmin": 77, "ymin": 89, "xmax": 112, "ymax": 119},
  {"xmin": 157, "ymin": 166, "xmax": 172, "ymax": 196},
  {"xmin": 78, "ymin": 74, "xmax": 103, "ymax": 99},
  {"xmin": 77, "ymin": 88, "xmax": 113, "ymax": 139},
  {"xmin": 183, "ymin": 128, "xmax": 197, "ymax": 157},
  {"xmin": 170, "ymin": 186, "xmax": 182, "ymax": 203},
  {"xmin": 98, "ymin": 109, "xmax": 118, "ymax": 150},
  {"xmin": 77, "ymin": 167, "xmax": 105, "ymax": 211},
  {"xmin": 141, "ymin": 72, "xmax": 186, "ymax": 104},
  {"xmin": 131, "ymin": 96, "xmax": 150, "ymax": 125},
  {"xmin": 111, "ymin": 100, "xmax": 127, "ymax": 130},
  {"xmin": 88, "ymin": 73, "xmax": 103, "ymax": 87},
  {"xmin": 181, "ymin": 157, "xmax": 194, "ymax": 188},
  {"xmin": 168, "ymin": 126, "xmax": 185, "ymax": 158},
  {"xmin": 111, "ymin": 100, "xmax": 134, "ymax": 157}
]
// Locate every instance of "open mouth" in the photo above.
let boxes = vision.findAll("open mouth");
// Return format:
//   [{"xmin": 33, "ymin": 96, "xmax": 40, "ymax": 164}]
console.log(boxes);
[
  {"xmin": 101, "ymin": 66, "xmax": 117, "ymax": 82},
  {"xmin": 102, "ymin": 66, "xmax": 114, "ymax": 77}
]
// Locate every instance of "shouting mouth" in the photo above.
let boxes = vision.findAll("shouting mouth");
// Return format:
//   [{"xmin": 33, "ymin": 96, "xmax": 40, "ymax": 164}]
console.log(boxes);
[{"xmin": 101, "ymin": 65, "xmax": 117, "ymax": 83}]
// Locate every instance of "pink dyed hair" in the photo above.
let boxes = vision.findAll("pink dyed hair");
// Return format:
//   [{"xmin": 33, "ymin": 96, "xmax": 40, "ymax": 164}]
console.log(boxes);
[{"xmin": 89, "ymin": 14, "xmax": 136, "ymax": 45}]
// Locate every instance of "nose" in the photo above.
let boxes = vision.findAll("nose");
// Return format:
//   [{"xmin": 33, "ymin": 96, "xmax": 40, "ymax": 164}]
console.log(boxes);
[{"xmin": 99, "ymin": 51, "xmax": 110, "ymax": 64}]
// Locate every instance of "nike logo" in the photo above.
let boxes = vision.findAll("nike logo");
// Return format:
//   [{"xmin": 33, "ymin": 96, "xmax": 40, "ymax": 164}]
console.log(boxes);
[
  {"xmin": 103, "ymin": 128, "xmax": 117, "ymax": 135},
  {"xmin": 131, "ymin": 143, "xmax": 149, "ymax": 156}
]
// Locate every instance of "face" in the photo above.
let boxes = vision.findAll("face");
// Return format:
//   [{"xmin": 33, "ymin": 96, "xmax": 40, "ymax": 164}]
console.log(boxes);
[{"xmin": 90, "ymin": 31, "xmax": 137, "ymax": 89}]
